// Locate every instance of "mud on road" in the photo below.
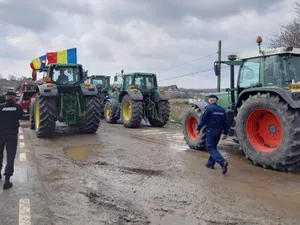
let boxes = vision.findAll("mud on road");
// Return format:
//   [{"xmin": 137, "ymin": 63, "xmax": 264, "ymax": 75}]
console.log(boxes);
[{"xmin": 14, "ymin": 121, "xmax": 300, "ymax": 224}]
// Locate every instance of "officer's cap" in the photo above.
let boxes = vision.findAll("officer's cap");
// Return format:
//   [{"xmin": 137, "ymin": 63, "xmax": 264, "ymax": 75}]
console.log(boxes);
[
  {"xmin": 6, "ymin": 91, "xmax": 16, "ymax": 96},
  {"xmin": 207, "ymin": 94, "xmax": 219, "ymax": 100}
]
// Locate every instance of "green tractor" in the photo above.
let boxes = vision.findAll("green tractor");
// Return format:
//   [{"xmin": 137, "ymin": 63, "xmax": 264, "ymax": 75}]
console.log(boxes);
[
  {"xmin": 183, "ymin": 36, "xmax": 300, "ymax": 171},
  {"xmin": 29, "ymin": 63, "xmax": 102, "ymax": 138},
  {"xmin": 104, "ymin": 70, "xmax": 170, "ymax": 128},
  {"xmin": 86, "ymin": 75, "xmax": 111, "ymax": 118}
]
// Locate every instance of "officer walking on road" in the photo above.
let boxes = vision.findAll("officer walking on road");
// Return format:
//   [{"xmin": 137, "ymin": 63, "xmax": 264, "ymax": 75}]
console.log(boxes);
[
  {"xmin": 0, "ymin": 91, "xmax": 23, "ymax": 189},
  {"xmin": 196, "ymin": 94, "xmax": 229, "ymax": 175}
]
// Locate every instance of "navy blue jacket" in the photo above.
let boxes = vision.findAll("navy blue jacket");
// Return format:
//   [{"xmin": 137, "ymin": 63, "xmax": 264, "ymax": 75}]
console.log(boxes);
[
  {"xmin": 0, "ymin": 100, "xmax": 23, "ymax": 136},
  {"xmin": 196, "ymin": 103, "xmax": 229, "ymax": 135}
]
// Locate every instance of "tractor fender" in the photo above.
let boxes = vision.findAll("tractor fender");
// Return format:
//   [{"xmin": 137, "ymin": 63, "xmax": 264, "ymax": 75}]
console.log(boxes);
[
  {"xmin": 237, "ymin": 87, "xmax": 300, "ymax": 110},
  {"xmin": 189, "ymin": 101, "xmax": 209, "ymax": 111},
  {"xmin": 81, "ymin": 84, "xmax": 98, "ymax": 96},
  {"xmin": 37, "ymin": 85, "xmax": 58, "ymax": 97},
  {"xmin": 154, "ymin": 92, "xmax": 171, "ymax": 102},
  {"xmin": 119, "ymin": 90, "xmax": 143, "ymax": 102}
]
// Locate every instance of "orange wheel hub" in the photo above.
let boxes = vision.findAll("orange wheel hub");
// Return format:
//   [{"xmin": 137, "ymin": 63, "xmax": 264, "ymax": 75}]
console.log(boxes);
[
  {"xmin": 246, "ymin": 108, "xmax": 283, "ymax": 153},
  {"xmin": 186, "ymin": 115, "xmax": 198, "ymax": 140}
]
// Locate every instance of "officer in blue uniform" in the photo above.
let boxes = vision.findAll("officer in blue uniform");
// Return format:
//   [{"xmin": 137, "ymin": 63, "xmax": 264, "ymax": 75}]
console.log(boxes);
[
  {"xmin": 196, "ymin": 94, "xmax": 229, "ymax": 174},
  {"xmin": 0, "ymin": 91, "xmax": 23, "ymax": 189}
]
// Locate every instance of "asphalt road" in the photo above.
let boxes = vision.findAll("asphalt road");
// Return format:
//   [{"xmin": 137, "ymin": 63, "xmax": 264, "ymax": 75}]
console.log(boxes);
[{"xmin": 1, "ymin": 120, "xmax": 300, "ymax": 225}]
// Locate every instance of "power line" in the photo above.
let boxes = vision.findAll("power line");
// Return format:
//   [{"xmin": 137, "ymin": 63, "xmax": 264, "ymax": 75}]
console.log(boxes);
[
  {"xmin": 155, "ymin": 53, "xmax": 217, "ymax": 73},
  {"xmin": 158, "ymin": 65, "xmax": 228, "ymax": 82}
]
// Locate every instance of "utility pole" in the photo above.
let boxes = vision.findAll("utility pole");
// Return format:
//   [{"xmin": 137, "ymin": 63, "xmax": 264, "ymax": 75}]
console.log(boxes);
[{"xmin": 217, "ymin": 40, "xmax": 222, "ymax": 92}]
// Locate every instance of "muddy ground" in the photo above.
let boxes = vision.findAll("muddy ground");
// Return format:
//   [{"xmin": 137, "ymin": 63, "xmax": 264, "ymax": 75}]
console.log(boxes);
[{"xmin": 1, "ymin": 120, "xmax": 300, "ymax": 225}]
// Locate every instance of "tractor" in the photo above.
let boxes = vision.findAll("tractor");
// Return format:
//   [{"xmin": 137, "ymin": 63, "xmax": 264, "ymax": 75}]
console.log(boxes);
[
  {"xmin": 86, "ymin": 75, "xmax": 111, "ymax": 118},
  {"xmin": 17, "ymin": 82, "xmax": 37, "ymax": 116},
  {"xmin": 29, "ymin": 63, "xmax": 102, "ymax": 138},
  {"xmin": 104, "ymin": 70, "xmax": 170, "ymax": 128},
  {"xmin": 183, "ymin": 36, "xmax": 300, "ymax": 171}
]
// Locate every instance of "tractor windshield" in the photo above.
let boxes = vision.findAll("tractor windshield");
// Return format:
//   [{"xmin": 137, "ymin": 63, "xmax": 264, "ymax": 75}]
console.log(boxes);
[
  {"xmin": 134, "ymin": 76, "xmax": 155, "ymax": 91},
  {"xmin": 91, "ymin": 78, "xmax": 109, "ymax": 89},
  {"xmin": 286, "ymin": 54, "xmax": 300, "ymax": 83},
  {"xmin": 264, "ymin": 54, "xmax": 300, "ymax": 86},
  {"xmin": 51, "ymin": 67, "xmax": 82, "ymax": 84},
  {"xmin": 23, "ymin": 85, "xmax": 36, "ymax": 91}
]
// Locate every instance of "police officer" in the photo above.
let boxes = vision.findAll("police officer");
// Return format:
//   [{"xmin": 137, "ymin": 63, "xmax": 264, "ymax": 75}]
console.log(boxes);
[
  {"xmin": 0, "ymin": 91, "xmax": 23, "ymax": 189},
  {"xmin": 196, "ymin": 94, "xmax": 229, "ymax": 174}
]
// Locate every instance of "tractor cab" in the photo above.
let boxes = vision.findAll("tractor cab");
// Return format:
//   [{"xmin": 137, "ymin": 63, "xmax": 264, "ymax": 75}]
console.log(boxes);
[{"xmin": 87, "ymin": 75, "xmax": 111, "ymax": 92}]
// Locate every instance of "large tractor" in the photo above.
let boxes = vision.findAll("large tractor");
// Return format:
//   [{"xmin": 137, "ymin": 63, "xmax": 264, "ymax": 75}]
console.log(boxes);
[
  {"xmin": 183, "ymin": 36, "xmax": 300, "ymax": 171},
  {"xmin": 86, "ymin": 75, "xmax": 111, "ymax": 118},
  {"xmin": 29, "ymin": 63, "xmax": 102, "ymax": 138},
  {"xmin": 104, "ymin": 70, "xmax": 170, "ymax": 128}
]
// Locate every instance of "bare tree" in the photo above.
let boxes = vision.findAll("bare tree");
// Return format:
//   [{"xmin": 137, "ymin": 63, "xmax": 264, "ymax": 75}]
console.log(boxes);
[{"xmin": 269, "ymin": 1, "xmax": 300, "ymax": 48}]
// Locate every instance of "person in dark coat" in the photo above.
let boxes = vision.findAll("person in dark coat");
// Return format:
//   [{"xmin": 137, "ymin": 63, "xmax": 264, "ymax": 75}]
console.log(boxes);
[
  {"xmin": 196, "ymin": 94, "xmax": 229, "ymax": 174},
  {"xmin": 0, "ymin": 91, "xmax": 23, "ymax": 189}
]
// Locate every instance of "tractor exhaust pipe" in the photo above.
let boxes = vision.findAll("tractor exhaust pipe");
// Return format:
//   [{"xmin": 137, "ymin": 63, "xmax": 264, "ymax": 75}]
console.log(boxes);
[{"xmin": 227, "ymin": 55, "xmax": 237, "ymax": 109}]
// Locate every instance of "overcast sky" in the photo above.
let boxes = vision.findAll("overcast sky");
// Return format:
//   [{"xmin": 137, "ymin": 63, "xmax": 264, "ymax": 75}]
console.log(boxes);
[{"xmin": 0, "ymin": 0, "xmax": 296, "ymax": 88}]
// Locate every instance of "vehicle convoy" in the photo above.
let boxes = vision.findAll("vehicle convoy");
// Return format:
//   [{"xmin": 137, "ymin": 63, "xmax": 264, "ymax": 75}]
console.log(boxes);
[
  {"xmin": 29, "ymin": 62, "xmax": 101, "ymax": 138},
  {"xmin": 17, "ymin": 82, "xmax": 37, "ymax": 116},
  {"xmin": 104, "ymin": 70, "xmax": 170, "ymax": 128},
  {"xmin": 86, "ymin": 75, "xmax": 111, "ymax": 118},
  {"xmin": 183, "ymin": 36, "xmax": 300, "ymax": 171}
]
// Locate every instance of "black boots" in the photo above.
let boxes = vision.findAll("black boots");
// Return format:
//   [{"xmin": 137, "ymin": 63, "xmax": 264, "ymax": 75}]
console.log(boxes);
[
  {"xmin": 3, "ymin": 177, "xmax": 13, "ymax": 190},
  {"xmin": 222, "ymin": 161, "xmax": 229, "ymax": 175}
]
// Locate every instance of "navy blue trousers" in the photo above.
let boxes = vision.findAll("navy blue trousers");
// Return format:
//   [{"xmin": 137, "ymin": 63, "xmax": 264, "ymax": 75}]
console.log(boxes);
[
  {"xmin": 206, "ymin": 129, "xmax": 225, "ymax": 167},
  {"xmin": 0, "ymin": 135, "xmax": 18, "ymax": 177}
]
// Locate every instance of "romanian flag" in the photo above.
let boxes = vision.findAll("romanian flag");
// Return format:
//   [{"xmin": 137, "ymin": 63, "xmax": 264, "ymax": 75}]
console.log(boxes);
[
  {"xmin": 47, "ymin": 48, "xmax": 77, "ymax": 64},
  {"xmin": 30, "ymin": 55, "xmax": 46, "ymax": 71}
]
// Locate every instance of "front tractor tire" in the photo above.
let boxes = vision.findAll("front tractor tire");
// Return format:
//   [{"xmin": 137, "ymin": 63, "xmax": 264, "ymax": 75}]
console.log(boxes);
[
  {"xmin": 183, "ymin": 105, "xmax": 206, "ymax": 150},
  {"xmin": 104, "ymin": 100, "xmax": 119, "ymax": 124},
  {"xmin": 148, "ymin": 100, "xmax": 170, "ymax": 127},
  {"xmin": 34, "ymin": 95, "xmax": 57, "ymax": 138},
  {"xmin": 236, "ymin": 92, "xmax": 300, "ymax": 171},
  {"xmin": 97, "ymin": 93, "xmax": 105, "ymax": 118},
  {"xmin": 121, "ymin": 94, "xmax": 143, "ymax": 128},
  {"xmin": 29, "ymin": 98, "xmax": 36, "ymax": 130},
  {"xmin": 79, "ymin": 96, "xmax": 101, "ymax": 134}
]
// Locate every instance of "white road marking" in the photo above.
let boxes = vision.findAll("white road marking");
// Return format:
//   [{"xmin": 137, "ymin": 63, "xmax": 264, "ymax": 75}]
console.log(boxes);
[
  {"xmin": 19, "ymin": 135, "xmax": 24, "ymax": 140},
  {"xmin": 19, "ymin": 129, "xmax": 23, "ymax": 134},
  {"xmin": 19, "ymin": 198, "xmax": 31, "ymax": 225},
  {"xmin": 142, "ymin": 131, "xmax": 170, "ymax": 135},
  {"xmin": 20, "ymin": 153, "xmax": 27, "ymax": 161},
  {"xmin": 19, "ymin": 142, "xmax": 25, "ymax": 148}
]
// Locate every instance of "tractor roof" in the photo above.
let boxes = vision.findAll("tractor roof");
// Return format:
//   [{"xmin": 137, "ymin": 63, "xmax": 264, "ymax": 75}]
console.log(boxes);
[
  {"xmin": 88, "ymin": 75, "xmax": 110, "ymax": 78},
  {"xmin": 122, "ymin": 72, "xmax": 156, "ymax": 76},
  {"xmin": 47, "ymin": 63, "xmax": 82, "ymax": 67},
  {"xmin": 238, "ymin": 47, "xmax": 300, "ymax": 60}
]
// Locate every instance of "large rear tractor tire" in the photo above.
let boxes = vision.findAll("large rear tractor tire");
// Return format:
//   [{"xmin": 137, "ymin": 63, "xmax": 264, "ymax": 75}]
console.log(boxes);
[
  {"xmin": 148, "ymin": 100, "xmax": 170, "ymax": 127},
  {"xmin": 97, "ymin": 93, "xmax": 105, "ymax": 118},
  {"xmin": 79, "ymin": 96, "xmax": 101, "ymax": 134},
  {"xmin": 183, "ymin": 105, "xmax": 206, "ymax": 150},
  {"xmin": 29, "ymin": 98, "xmax": 36, "ymax": 130},
  {"xmin": 35, "ymin": 95, "xmax": 56, "ymax": 138},
  {"xmin": 236, "ymin": 92, "xmax": 300, "ymax": 171},
  {"xmin": 121, "ymin": 94, "xmax": 143, "ymax": 128},
  {"xmin": 104, "ymin": 100, "xmax": 119, "ymax": 124}
]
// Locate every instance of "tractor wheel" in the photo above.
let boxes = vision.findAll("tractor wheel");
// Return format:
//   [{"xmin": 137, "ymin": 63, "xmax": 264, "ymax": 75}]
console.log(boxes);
[
  {"xmin": 148, "ymin": 100, "xmax": 170, "ymax": 127},
  {"xmin": 97, "ymin": 93, "xmax": 105, "ymax": 118},
  {"xmin": 236, "ymin": 92, "xmax": 300, "ymax": 171},
  {"xmin": 29, "ymin": 98, "xmax": 36, "ymax": 130},
  {"xmin": 104, "ymin": 100, "xmax": 119, "ymax": 124},
  {"xmin": 79, "ymin": 96, "xmax": 101, "ymax": 133},
  {"xmin": 34, "ymin": 95, "xmax": 56, "ymax": 138},
  {"xmin": 121, "ymin": 94, "xmax": 143, "ymax": 128},
  {"xmin": 183, "ymin": 105, "xmax": 206, "ymax": 150}
]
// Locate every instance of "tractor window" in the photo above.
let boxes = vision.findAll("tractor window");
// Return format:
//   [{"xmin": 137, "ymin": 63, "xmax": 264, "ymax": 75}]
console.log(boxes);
[
  {"xmin": 264, "ymin": 55, "xmax": 286, "ymax": 86},
  {"xmin": 239, "ymin": 58, "xmax": 260, "ymax": 88},
  {"xmin": 91, "ymin": 78, "xmax": 109, "ymax": 89},
  {"xmin": 134, "ymin": 76, "xmax": 155, "ymax": 91},
  {"xmin": 123, "ymin": 76, "xmax": 132, "ymax": 89},
  {"xmin": 287, "ymin": 55, "xmax": 300, "ymax": 83},
  {"xmin": 51, "ymin": 67, "xmax": 82, "ymax": 84},
  {"xmin": 23, "ymin": 86, "xmax": 36, "ymax": 91}
]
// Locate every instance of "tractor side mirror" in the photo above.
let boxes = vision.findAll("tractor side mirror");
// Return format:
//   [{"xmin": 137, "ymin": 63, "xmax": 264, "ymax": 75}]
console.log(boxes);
[
  {"xmin": 214, "ymin": 62, "xmax": 220, "ymax": 76},
  {"xmin": 32, "ymin": 71, "xmax": 37, "ymax": 81}
]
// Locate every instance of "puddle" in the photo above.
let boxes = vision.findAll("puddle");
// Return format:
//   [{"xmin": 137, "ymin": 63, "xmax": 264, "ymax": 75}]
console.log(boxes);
[{"xmin": 65, "ymin": 145, "xmax": 104, "ymax": 161}]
